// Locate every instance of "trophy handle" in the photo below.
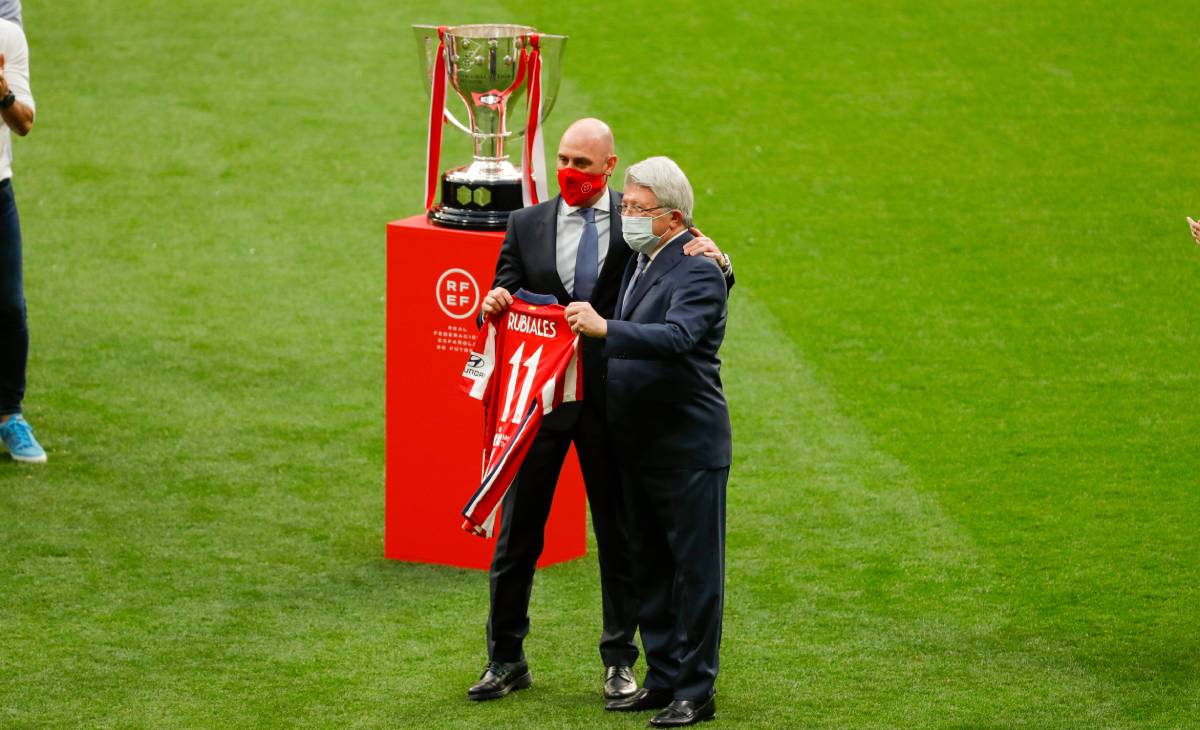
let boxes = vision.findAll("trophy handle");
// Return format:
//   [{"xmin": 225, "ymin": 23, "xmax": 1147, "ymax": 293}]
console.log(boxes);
[
  {"xmin": 531, "ymin": 34, "xmax": 566, "ymax": 127},
  {"xmin": 499, "ymin": 33, "xmax": 568, "ymax": 138},
  {"xmin": 442, "ymin": 105, "xmax": 474, "ymax": 136},
  {"xmin": 413, "ymin": 25, "xmax": 475, "ymax": 135}
]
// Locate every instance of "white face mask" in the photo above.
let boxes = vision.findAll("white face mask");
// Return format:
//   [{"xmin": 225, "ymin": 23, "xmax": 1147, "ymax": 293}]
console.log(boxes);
[{"xmin": 621, "ymin": 212, "xmax": 671, "ymax": 254}]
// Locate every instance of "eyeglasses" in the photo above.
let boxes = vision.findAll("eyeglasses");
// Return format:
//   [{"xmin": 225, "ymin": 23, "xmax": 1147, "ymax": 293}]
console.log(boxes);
[{"xmin": 618, "ymin": 204, "xmax": 666, "ymax": 216}]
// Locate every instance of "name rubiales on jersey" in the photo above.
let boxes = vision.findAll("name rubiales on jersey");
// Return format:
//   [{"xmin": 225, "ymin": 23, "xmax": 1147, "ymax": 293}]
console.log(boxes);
[{"xmin": 507, "ymin": 310, "xmax": 557, "ymax": 338}]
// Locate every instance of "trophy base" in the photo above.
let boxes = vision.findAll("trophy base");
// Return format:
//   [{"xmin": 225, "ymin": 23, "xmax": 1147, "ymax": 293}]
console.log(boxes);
[
  {"xmin": 428, "ymin": 206, "xmax": 511, "ymax": 231},
  {"xmin": 428, "ymin": 175, "xmax": 524, "ymax": 231}
]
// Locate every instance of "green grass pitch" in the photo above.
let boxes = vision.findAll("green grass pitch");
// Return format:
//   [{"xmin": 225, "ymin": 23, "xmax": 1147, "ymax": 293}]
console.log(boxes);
[{"xmin": 2, "ymin": 1, "xmax": 1198, "ymax": 727}]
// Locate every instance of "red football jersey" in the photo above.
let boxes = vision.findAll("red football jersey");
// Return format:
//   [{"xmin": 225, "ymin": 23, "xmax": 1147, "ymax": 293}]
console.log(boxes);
[{"xmin": 459, "ymin": 290, "xmax": 583, "ymax": 537}]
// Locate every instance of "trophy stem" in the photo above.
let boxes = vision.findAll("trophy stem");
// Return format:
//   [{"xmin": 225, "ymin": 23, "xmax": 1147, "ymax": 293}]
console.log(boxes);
[{"xmin": 474, "ymin": 133, "xmax": 503, "ymax": 162}]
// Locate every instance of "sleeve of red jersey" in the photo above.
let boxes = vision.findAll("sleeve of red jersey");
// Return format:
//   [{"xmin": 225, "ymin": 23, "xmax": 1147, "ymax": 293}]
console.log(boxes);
[
  {"xmin": 461, "ymin": 399, "xmax": 545, "ymax": 537},
  {"xmin": 461, "ymin": 317, "xmax": 498, "ymax": 400},
  {"xmin": 549, "ymin": 334, "xmax": 583, "ymax": 411}
]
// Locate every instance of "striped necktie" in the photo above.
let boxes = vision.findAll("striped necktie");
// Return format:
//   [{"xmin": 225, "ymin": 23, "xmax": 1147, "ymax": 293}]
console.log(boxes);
[
  {"xmin": 621, "ymin": 254, "xmax": 649, "ymax": 318},
  {"xmin": 573, "ymin": 207, "xmax": 598, "ymax": 301}
]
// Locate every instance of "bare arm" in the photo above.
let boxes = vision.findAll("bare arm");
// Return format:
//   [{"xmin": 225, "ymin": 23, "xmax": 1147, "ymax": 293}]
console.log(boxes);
[{"xmin": 0, "ymin": 52, "xmax": 33, "ymax": 136}]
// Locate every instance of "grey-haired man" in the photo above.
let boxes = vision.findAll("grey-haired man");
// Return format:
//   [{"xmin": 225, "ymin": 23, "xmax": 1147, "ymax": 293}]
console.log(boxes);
[{"xmin": 567, "ymin": 157, "xmax": 731, "ymax": 726}]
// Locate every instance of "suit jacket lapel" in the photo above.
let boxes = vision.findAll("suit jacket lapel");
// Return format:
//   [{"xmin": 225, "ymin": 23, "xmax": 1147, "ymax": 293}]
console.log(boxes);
[
  {"xmin": 594, "ymin": 188, "xmax": 626, "ymax": 297},
  {"xmin": 620, "ymin": 231, "xmax": 693, "ymax": 319},
  {"xmin": 539, "ymin": 196, "xmax": 573, "ymax": 304}
]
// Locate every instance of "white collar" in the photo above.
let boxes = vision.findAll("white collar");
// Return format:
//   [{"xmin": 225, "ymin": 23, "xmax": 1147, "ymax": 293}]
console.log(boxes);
[
  {"xmin": 559, "ymin": 187, "xmax": 611, "ymax": 218},
  {"xmin": 645, "ymin": 228, "xmax": 688, "ymax": 263}
]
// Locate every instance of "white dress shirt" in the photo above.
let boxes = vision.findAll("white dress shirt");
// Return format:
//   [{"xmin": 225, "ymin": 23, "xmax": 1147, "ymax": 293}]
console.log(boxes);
[
  {"xmin": 555, "ymin": 189, "xmax": 611, "ymax": 299},
  {"xmin": 0, "ymin": 19, "xmax": 34, "ymax": 182}
]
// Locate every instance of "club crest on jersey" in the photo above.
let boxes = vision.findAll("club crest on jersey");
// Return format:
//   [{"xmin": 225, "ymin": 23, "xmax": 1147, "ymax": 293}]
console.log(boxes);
[
  {"xmin": 507, "ymin": 311, "xmax": 557, "ymax": 338},
  {"xmin": 463, "ymin": 351, "xmax": 493, "ymax": 382}
]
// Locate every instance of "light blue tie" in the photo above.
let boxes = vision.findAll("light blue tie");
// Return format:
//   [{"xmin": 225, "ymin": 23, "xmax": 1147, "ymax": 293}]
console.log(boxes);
[
  {"xmin": 574, "ymin": 207, "xmax": 599, "ymax": 301},
  {"xmin": 621, "ymin": 254, "xmax": 649, "ymax": 318}
]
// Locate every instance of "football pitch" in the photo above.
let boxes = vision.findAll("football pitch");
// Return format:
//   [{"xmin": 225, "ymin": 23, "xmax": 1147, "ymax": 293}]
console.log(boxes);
[{"xmin": 2, "ymin": 1, "xmax": 1198, "ymax": 727}]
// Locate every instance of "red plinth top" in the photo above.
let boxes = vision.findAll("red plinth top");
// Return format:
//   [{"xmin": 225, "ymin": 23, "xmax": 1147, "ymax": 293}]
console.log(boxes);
[{"xmin": 387, "ymin": 215, "xmax": 505, "ymax": 244}]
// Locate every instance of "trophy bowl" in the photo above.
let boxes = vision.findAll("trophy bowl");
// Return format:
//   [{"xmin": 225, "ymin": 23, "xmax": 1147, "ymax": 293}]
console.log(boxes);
[{"xmin": 414, "ymin": 24, "xmax": 567, "ymax": 230}]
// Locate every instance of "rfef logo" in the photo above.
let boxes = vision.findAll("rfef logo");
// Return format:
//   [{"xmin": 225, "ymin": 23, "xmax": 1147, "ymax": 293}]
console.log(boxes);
[
  {"xmin": 580, "ymin": 181, "xmax": 593, "ymax": 194},
  {"xmin": 436, "ymin": 268, "xmax": 479, "ymax": 319}
]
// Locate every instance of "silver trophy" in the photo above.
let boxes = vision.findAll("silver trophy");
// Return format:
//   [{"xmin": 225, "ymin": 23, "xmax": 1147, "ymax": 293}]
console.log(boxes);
[{"xmin": 414, "ymin": 24, "xmax": 566, "ymax": 230}]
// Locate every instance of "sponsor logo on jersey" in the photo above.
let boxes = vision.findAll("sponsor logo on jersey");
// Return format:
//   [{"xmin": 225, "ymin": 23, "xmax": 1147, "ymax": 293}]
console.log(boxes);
[
  {"xmin": 507, "ymin": 311, "xmax": 557, "ymax": 338},
  {"xmin": 463, "ymin": 351, "xmax": 493, "ymax": 381}
]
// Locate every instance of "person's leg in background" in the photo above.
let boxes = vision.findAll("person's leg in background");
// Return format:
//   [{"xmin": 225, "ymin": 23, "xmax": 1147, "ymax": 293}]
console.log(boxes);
[{"xmin": 0, "ymin": 178, "xmax": 45, "ymax": 464}]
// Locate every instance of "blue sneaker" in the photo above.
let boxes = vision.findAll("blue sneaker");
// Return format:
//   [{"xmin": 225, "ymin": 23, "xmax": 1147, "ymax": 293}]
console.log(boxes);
[{"xmin": 0, "ymin": 414, "xmax": 47, "ymax": 463}]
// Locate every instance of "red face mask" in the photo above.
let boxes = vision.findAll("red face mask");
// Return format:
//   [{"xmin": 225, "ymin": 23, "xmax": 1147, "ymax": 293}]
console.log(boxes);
[{"xmin": 557, "ymin": 167, "xmax": 608, "ymax": 207}]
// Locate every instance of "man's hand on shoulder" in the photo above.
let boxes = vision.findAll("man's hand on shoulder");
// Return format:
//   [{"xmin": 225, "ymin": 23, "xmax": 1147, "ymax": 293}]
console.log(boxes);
[
  {"xmin": 683, "ymin": 227, "xmax": 731, "ymax": 274},
  {"xmin": 565, "ymin": 301, "xmax": 607, "ymax": 338},
  {"xmin": 481, "ymin": 287, "xmax": 514, "ymax": 316}
]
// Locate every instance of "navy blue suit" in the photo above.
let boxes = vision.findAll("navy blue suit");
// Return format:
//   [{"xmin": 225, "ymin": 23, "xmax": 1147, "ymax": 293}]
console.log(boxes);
[
  {"xmin": 483, "ymin": 190, "xmax": 735, "ymax": 672},
  {"xmin": 604, "ymin": 230, "xmax": 732, "ymax": 701}
]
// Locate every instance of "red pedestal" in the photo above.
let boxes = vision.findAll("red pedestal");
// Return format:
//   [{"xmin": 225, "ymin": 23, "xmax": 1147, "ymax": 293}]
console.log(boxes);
[{"xmin": 385, "ymin": 215, "xmax": 587, "ymax": 570}]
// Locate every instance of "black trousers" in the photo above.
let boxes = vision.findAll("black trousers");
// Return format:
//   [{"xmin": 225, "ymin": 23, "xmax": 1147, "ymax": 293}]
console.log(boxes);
[
  {"xmin": 0, "ymin": 178, "xmax": 27, "ymax": 417},
  {"xmin": 621, "ymin": 463, "xmax": 728, "ymax": 701},
  {"xmin": 487, "ymin": 399, "xmax": 639, "ymax": 667}
]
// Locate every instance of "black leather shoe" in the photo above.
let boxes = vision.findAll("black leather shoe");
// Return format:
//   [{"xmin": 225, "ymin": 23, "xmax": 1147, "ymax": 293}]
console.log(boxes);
[
  {"xmin": 467, "ymin": 660, "xmax": 532, "ymax": 701},
  {"xmin": 604, "ymin": 665, "xmax": 638, "ymax": 700},
  {"xmin": 649, "ymin": 696, "xmax": 717, "ymax": 726},
  {"xmin": 605, "ymin": 687, "xmax": 673, "ymax": 712}
]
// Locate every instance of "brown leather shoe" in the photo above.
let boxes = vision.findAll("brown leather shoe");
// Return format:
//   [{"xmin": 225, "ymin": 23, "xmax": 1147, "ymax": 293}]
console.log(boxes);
[
  {"xmin": 604, "ymin": 665, "xmax": 638, "ymax": 700},
  {"xmin": 605, "ymin": 687, "xmax": 673, "ymax": 712}
]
